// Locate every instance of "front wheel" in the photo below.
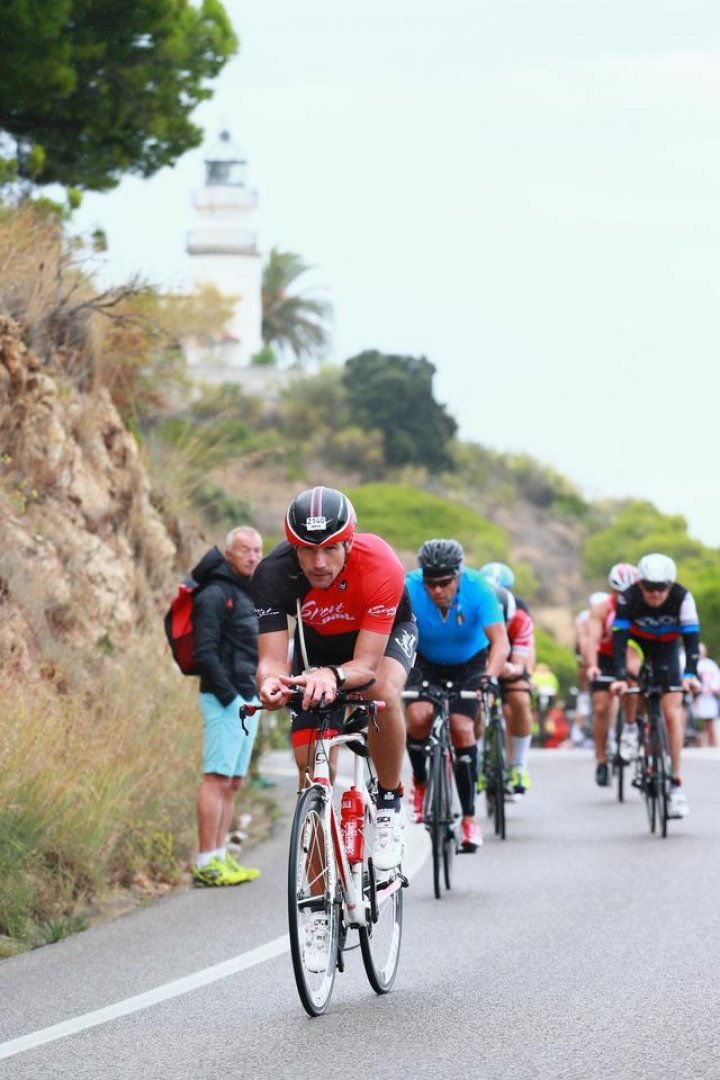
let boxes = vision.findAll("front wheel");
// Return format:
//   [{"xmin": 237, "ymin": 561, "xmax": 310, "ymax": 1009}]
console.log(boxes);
[
  {"xmin": 614, "ymin": 708, "xmax": 625, "ymax": 803},
  {"xmin": 428, "ymin": 744, "xmax": 444, "ymax": 899},
  {"xmin": 288, "ymin": 786, "xmax": 340, "ymax": 1016},
  {"xmin": 490, "ymin": 721, "xmax": 507, "ymax": 840},
  {"xmin": 654, "ymin": 706, "xmax": 671, "ymax": 838},
  {"xmin": 359, "ymin": 858, "xmax": 404, "ymax": 993}
]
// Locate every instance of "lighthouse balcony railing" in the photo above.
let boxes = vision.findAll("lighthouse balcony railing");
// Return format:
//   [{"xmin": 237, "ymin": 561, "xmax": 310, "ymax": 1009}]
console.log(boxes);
[{"xmin": 186, "ymin": 229, "xmax": 258, "ymax": 255}]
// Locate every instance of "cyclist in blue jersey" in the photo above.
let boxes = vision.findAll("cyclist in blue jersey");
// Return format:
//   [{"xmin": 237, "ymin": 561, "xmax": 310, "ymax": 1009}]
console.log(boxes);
[
  {"xmin": 404, "ymin": 539, "xmax": 510, "ymax": 851},
  {"xmin": 611, "ymin": 553, "xmax": 701, "ymax": 819}
]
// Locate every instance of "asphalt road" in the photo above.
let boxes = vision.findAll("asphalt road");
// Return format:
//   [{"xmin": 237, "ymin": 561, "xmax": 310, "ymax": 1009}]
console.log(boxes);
[{"xmin": 2, "ymin": 748, "xmax": 719, "ymax": 1080}]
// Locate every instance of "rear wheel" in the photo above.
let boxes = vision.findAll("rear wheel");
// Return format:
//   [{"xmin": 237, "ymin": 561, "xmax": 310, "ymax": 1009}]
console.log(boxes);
[
  {"xmin": 288, "ymin": 786, "xmax": 339, "ymax": 1016},
  {"xmin": 359, "ymin": 857, "xmax": 404, "ymax": 993}
]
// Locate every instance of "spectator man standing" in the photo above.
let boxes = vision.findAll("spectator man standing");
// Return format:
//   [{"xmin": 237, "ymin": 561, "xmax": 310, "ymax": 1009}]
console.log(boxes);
[{"xmin": 191, "ymin": 526, "xmax": 264, "ymax": 886}]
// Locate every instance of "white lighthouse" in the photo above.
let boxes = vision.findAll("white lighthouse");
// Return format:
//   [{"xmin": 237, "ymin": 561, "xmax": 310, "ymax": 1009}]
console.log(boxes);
[{"xmin": 185, "ymin": 130, "xmax": 262, "ymax": 381}]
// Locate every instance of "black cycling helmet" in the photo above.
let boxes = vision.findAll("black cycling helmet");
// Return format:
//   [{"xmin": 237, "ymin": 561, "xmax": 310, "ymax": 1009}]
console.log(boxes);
[
  {"xmin": 418, "ymin": 538, "xmax": 464, "ymax": 578},
  {"xmin": 285, "ymin": 486, "xmax": 357, "ymax": 547}
]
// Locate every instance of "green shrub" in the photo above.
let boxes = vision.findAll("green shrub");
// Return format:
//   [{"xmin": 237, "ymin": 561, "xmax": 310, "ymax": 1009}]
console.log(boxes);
[{"xmin": 348, "ymin": 483, "xmax": 509, "ymax": 565}]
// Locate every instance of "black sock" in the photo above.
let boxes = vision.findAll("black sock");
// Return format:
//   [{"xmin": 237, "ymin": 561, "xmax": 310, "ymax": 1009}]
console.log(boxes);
[
  {"xmin": 377, "ymin": 785, "xmax": 402, "ymax": 811},
  {"xmin": 454, "ymin": 744, "xmax": 478, "ymax": 817},
  {"xmin": 406, "ymin": 739, "xmax": 427, "ymax": 784}
]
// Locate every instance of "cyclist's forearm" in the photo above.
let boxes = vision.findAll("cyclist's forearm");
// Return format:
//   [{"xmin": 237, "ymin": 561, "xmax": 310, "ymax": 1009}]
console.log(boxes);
[
  {"xmin": 612, "ymin": 628, "xmax": 630, "ymax": 677},
  {"xmin": 682, "ymin": 631, "xmax": 700, "ymax": 676},
  {"xmin": 485, "ymin": 623, "xmax": 510, "ymax": 677}
]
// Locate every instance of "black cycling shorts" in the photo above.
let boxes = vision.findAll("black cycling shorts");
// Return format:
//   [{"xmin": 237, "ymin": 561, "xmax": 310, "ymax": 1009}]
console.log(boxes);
[
  {"xmin": 638, "ymin": 639, "xmax": 682, "ymax": 689},
  {"xmin": 405, "ymin": 648, "xmax": 487, "ymax": 719},
  {"xmin": 591, "ymin": 653, "xmax": 616, "ymax": 692}
]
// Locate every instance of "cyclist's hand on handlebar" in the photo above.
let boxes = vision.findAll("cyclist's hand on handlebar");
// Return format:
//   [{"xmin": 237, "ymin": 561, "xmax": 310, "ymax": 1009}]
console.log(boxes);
[
  {"xmin": 683, "ymin": 675, "xmax": 701, "ymax": 695},
  {"xmin": 280, "ymin": 670, "xmax": 338, "ymax": 711},
  {"xmin": 586, "ymin": 664, "xmax": 600, "ymax": 682},
  {"xmin": 478, "ymin": 675, "xmax": 500, "ymax": 698},
  {"xmin": 259, "ymin": 675, "xmax": 294, "ymax": 709},
  {"xmin": 610, "ymin": 679, "xmax": 628, "ymax": 696}
]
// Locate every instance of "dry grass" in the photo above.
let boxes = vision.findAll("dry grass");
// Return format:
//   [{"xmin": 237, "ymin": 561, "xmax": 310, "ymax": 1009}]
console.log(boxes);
[{"xmin": 0, "ymin": 637, "xmax": 201, "ymax": 952}]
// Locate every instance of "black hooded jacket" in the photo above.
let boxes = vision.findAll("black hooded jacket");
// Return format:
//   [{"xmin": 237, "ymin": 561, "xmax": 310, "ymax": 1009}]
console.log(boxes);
[{"xmin": 191, "ymin": 546, "xmax": 259, "ymax": 706}]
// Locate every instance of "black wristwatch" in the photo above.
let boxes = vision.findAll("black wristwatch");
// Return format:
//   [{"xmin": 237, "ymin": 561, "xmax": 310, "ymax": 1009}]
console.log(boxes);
[{"xmin": 328, "ymin": 665, "xmax": 347, "ymax": 688}]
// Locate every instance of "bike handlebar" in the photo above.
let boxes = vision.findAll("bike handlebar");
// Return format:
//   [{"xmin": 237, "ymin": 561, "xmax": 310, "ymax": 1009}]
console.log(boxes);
[
  {"xmin": 240, "ymin": 688, "xmax": 386, "ymax": 718},
  {"xmin": 401, "ymin": 678, "xmax": 497, "ymax": 704}
]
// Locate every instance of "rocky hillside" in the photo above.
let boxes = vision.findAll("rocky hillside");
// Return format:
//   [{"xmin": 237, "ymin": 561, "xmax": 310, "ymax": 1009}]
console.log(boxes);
[{"xmin": 0, "ymin": 316, "xmax": 181, "ymax": 677}]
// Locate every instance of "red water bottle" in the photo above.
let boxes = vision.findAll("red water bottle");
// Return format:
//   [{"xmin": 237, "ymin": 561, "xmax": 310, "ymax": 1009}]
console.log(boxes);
[{"xmin": 340, "ymin": 786, "xmax": 365, "ymax": 864}]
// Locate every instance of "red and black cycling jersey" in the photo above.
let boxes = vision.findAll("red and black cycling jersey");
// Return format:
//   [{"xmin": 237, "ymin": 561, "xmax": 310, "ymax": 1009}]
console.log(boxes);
[{"xmin": 251, "ymin": 534, "xmax": 413, "ymax": 669}]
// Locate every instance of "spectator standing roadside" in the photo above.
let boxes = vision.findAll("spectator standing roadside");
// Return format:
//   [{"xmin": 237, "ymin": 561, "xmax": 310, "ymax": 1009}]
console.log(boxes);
[
  {"xmin": 692, "ymin": 643, "xmax": 720, "ymax": 748},
  {"xmin": 192, "ymin": 527, "xmax": 264, "ymax": 886}
]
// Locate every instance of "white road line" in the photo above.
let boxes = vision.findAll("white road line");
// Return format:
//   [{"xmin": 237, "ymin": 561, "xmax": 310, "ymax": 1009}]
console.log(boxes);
[
  {"xmin": 0, "ymin": 936, "xmax": 289, "ymax": 1061},
  {"xmin": 0, "ymin": 827, "xmax": 429, "ymax": 1061}
]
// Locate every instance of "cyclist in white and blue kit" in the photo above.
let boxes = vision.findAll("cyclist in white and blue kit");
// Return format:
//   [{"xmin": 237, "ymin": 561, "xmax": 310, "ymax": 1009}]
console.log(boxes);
[
  {"xmin": 611, "ymin": 553, "xmax": 701, "ymax": 819},
  {"xmin": 404, "ymin": 539, "xmax": 510, "ymax": 852}
]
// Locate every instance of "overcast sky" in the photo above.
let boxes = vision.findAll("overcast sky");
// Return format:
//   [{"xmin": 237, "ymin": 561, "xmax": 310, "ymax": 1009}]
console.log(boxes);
[{"xmin": 73, "ymin": 1, "xmax": 720, "ymax": 547}]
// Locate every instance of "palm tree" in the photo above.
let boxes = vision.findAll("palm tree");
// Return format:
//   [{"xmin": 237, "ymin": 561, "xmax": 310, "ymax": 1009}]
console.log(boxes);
[{"xmin": 261, "ymin": 248, "xmax": 332, "ymax": 366}]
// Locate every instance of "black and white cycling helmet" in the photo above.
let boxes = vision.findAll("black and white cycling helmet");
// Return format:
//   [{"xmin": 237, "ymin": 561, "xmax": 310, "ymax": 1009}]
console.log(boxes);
[
  {"xmin": 637, "ymin": 552, "xmax": 677, "ymax": 586},
  {"xmin": 607, "ymin": 562, "xmax": 639, "ymax": 592},
  {"xmin": 285, "ymin": 486, "xmax": 356, "ymax": 547},
  {"xmin": 418, "ymin": 538, "xmax": 464, "ymax": 578}
]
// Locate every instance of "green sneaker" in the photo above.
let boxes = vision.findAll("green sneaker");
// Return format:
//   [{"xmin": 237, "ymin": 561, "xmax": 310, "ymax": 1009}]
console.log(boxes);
[
  {"xmin": 224, "ymin": 854, "xmax": 261, "ymax": 882},
  {"xmin": 193, "ymin": 855, "xmax": 247, "ymax": 887},
  {"xmin": 511, "ymin": 766, "xmax": 532, "ymax": 797}
]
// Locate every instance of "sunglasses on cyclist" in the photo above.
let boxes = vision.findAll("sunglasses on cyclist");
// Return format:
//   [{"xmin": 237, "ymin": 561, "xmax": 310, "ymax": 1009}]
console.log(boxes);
[
  {"xmin": 424, "ymin": 575, "xmax": 456, "ymax": 589},
  {"xmin": 639, "ymin": 580, "xmax": 670, "ymax": 593}
]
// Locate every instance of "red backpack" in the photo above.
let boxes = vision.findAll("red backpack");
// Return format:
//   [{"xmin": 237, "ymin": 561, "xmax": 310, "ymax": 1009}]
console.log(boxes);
[
  {"xmin": 164, "ymin": 577, "xmax": 199, "ymax": 674},
  {"xmin": 164, "ymin": 576, "xmax": 231, "ymax": 675}
]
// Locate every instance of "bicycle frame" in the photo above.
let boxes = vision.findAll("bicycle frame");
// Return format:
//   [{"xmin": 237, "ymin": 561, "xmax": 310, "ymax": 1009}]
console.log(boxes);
[
  {"xmin": 305, "ymin": 727, "xmax": 403, "ymax": 929},
  {"xmin": 403, "ymin": 681, "xmax": 477, "ymax": 896},
  {"xmin": 623, "ymin": 663, "xmax": 678, "ymax": 837},
  {"xmin": 285, "ymin": 692, "xmax": 406, "ymax": 1017}
]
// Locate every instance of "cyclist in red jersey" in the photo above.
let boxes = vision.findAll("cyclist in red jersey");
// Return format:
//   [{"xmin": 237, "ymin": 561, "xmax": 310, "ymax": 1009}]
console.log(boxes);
[
  {"xmin": 252, "ymin": 487, "xmax": 418, "ymax": 874},
  {"xmin": 584, "ymin": 563, "xmax": 639, "ymax": 786}
]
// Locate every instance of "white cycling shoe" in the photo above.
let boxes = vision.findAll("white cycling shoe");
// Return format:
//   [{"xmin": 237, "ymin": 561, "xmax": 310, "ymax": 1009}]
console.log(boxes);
[
  {"xmin": 373, "ymin": 807, "xmax": 406, "ymax": 871},
  {"xmin": 667, "ymin": 787, "xmax": 689, "ymax": 819},
  {"xmin": 618, "ymin": 724, "xmax": 640, "ymax": 763}
]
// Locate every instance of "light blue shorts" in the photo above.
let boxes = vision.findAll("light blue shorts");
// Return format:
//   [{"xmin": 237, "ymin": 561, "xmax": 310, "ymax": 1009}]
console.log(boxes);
[{"xmin": 200, "ymin": 693, "xmax": 260, "ymax": 778}]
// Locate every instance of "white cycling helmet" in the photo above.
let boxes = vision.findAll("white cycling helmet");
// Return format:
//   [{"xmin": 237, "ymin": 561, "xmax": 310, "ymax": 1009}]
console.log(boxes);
[
  {"xmin": 608, "ymin": 562, "xmax": 639, "ymax": 592},
  {"xmin": 637, "ymin": 553, "xmax": 677, "ymax": 586},
  {"xmin": 480, "ymin": 561, "xmax": 515, "ymax": 588},
  {"xmin": 588, "ymin": 591, "xmax": 610, "ymax": 607}
]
